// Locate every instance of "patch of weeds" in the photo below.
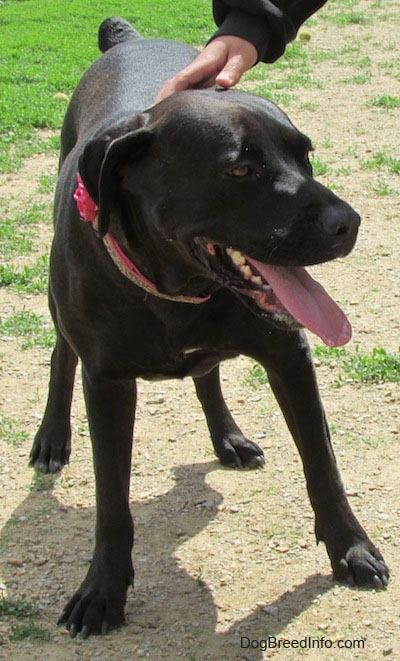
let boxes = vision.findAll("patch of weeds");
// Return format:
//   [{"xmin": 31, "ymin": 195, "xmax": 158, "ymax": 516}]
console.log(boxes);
[
  {"xmin": 0, "ymin": 596, "xmax": 38, "ymax": 618},
  {"xmin": 310, "ymin": 154, "xmax": 329, "ymax": 177},
  {"xmin": 0, "ymin": 202, "xmax": 50, "ymax": 259},
  {"xmin": 37, "ymin": 172, "xmax": 57, "ymax": 195},
  {"xmin": 251, "ymin": 85, "xmax": 294, "ymax": 108},
  {"xmin": 245, "ymin": 40, "xmax": 309, "ymax": 80},
  {"xmin": 0, "ymin": 310, "xmax": 55, "ymax": 349},
  {"xmin": 339, "ymin": 43, "xmax": 361, "ymax": 58},
  {"xmin": 355, "ymin": 56, "xmax": 372, "ymax": 68},
  {"xmin": 0, "ymin": 413, "xmax": 29, "ymax": 445},
  {"xmin": 331, "ymin": 12, "xmax": 372, "ymax": 26},
  {"xmin": 280, "ymin": 73, "xmax": 322, "ymax": 90},
  {"xmin": 14, "ymin": 202, "xmax": 49, "ymax": 225},
  {"xmin": 372, "ymin": 181, "xmax": 395, "ymax": 196},
  {"xmin": 313, "ymin": 345, "xmax": 400, "ymax": 385},
  {"xmin": 248, "ymin": 347, "xmax": 400, "ymax": 390},
  {"xmin": 341, "ymin": 71, "xmax": 372, "ymax": 85},
  {"xmin": 276, "ymin": 39, "xmax": 310, "ymax": 71},
  {"xmin": 246, "ymin": 363, "xmax": 269, "ymax": 390},
  {"xmin": 0, "ymin": 133, "xmax": 59, "ymax": 175},
  {"xmin": 361, "ymin": 151, "xmax": 400, "ymax": 175},
  {"xmin": 0, "ymin": 219, "xmax": 33, "ymax": 258},
  {"xmin": 0, "ymin": 254, "xmax": 49, "ymax": 293},
  {"xmin": 299, "ymin": 101, "xmax": 318, "ymax": 112},
  {"xmin": 330, "ymin": 423, "xmax": 384, "ymax": 449},
  {"xmin": 335, "ymin": 165, "xmax": 352, "ymax": 176},
  {"xmin": 30, "ymin": 472, "xmax": 57, "ymax": 492},
  {"xmin": 256, "ymin": 70, "xmax": 322, "ymax": 92},
  {"xmin": 10, "ymin": 620, "xmax": 51, "ymax": 642},
  {"xmin": 309, "ymin": 49, "xmax": 335, "ymax": 65},
  {"xmin": 368, "ymin": 95, "xmax": 400, "ymax": 109}
]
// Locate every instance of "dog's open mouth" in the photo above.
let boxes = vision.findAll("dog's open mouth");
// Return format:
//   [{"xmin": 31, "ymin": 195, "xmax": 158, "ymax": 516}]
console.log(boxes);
[{"xmin": 200, "ymin": 242, "xmax": 352, "ymax": 347}]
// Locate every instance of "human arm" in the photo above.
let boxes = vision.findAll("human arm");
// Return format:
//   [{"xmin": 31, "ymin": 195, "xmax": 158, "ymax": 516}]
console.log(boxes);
[
  {"xmin": 154, "ymin": 35, "xmax": 258, "ymax": 103},
  {"xmin": 212, "ymin": 1, "xmax": 328, "ymax": 62},
  {"xmin": 155, "ymin": 1, "xmax": 328, "ymax": 102}
]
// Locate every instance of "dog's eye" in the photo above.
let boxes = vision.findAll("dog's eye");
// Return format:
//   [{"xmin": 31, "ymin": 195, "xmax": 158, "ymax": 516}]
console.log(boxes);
[{"xmin": 228, "ymin": 165, "xmax": 251, "ymax": 177}]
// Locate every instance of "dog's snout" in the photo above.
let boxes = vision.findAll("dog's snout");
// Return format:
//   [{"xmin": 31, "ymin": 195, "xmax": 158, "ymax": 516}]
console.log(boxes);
[{"xmin": 320, "ymin": 203, "xmax": 360, "ymax": 238}]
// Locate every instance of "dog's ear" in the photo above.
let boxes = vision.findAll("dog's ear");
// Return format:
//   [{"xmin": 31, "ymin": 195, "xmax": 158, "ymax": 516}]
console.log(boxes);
[
  {"xmin": 96, "ymin": 128, "xmax": 153, "ymax": 236},
  {"xmin": 78, "ymin": 113, "xmax": 153, "ymax": 236}
]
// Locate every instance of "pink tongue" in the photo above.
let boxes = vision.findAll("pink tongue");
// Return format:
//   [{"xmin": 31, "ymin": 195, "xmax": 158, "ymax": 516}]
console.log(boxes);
[{"xmin": 247, "ymin": 258, "xmax": 352, "ymax": 347}]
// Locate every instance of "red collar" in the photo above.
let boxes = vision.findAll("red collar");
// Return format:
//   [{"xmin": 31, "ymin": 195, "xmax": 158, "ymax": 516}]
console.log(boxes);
[{"xmin": 74, "ymin": 175, "xmax": 209, "ymax": 304}]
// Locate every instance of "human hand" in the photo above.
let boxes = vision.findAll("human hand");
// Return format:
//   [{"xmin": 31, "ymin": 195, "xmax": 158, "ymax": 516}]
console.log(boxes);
[{"xmin": 154, "ymin": 35, "xmax": 257, "ymax": 103}]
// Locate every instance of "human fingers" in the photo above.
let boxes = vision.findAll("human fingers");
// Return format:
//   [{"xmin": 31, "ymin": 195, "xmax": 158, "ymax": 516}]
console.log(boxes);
[
  {"xmin": 154, "ymin": 41, "xmax": 230, "ymax": 103},
  {"xmin": 215, "ymin": 36, "xmax": 258, "ymax": 88}
]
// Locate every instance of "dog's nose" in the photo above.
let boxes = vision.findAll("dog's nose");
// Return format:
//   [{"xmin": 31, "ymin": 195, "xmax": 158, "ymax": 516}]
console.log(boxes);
[{"xmin": 320, "ymin": 203, "xmax": 360, "ymax": 237}]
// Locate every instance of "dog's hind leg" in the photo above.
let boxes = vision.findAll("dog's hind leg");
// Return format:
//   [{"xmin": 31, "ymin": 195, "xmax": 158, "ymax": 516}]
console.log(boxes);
[
  {"xmin": 193, "ymin": 366, "xmax": 265, "ymax": 469},
  {"xmin": 30, "ymin": 333, "xmax": 78, "ymax": 474}
]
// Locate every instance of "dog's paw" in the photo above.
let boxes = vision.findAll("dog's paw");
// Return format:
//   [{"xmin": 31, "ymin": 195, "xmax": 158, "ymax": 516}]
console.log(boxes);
[
  {"xmin": 29, "ymin": 428, "xmax": 71, "ymax": 474},
  {"xmin": 215, "ymin": 433, "xmax": 265, "ymax": 469},
  {"xmin": 58, "ymin": 563, "xmax": 134, "ymax": 638},
  {"xmin": 58, "ymin": 590, "xmax": 126, "ymax": 639},
  {"xmin": 330, "ymin": 541, "xmax": 389, "ymax": 589}
]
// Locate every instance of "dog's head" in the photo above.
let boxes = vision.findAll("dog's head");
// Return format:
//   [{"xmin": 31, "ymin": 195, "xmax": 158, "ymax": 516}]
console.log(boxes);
[{"xmin": 78, "ymin": 89, "xmax": 360, "ymax": 346}]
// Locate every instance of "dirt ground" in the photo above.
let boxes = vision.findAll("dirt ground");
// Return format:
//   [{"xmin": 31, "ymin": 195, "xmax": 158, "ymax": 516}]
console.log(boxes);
[{"xmin": 0, "ymin": 3, "xmax": 399, "ymax": 660}]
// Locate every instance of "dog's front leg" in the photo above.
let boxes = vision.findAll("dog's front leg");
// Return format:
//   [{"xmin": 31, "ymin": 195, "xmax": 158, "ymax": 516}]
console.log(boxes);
[
  {"xmin": 59, "ymin": 369, "xmax": 136, "ymax": 638},
  {"xmin": 250, "ymin": 330, "xmax": 389, "ymax": 589}
]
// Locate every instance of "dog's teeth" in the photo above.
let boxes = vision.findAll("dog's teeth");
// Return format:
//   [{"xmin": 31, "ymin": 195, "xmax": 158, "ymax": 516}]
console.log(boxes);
[
  {"xmin": 251, "ymin": 276, "xmax": 263, "ymax": 286},
  {"xmin": 241, "ymin": 265, "xmax": 252, "ymax": 279},
  {"xmin": 227, "ymin": 247, "xmax": 246, "ymax": 266}
]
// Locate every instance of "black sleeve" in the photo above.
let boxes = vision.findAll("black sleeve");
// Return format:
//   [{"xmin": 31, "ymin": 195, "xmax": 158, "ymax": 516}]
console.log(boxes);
[{"xmin": 210, "ymin": 1, "xmax": 328, "ymax": 63}]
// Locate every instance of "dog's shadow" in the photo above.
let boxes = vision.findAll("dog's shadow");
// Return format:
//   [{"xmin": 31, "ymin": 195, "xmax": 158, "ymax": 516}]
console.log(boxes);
[{"xmin": 2, "ymin": 461, "xmax": 333, "ymax": 658}]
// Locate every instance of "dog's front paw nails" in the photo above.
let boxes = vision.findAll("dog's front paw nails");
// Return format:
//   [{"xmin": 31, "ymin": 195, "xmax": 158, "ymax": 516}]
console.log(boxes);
[
  {"xmin": 29, "ymin": 428, "xmax": 71, "ymax": 474},
  {"xmin": 331, "ymin": 542, "xmax": 389, "ymax": 589},
  {"xmin": 58, "ymin": 592, "xmax": 124, "ymax": 638},
  {"xmin": 216, "ymin": 434, "xmax": 265, "ymax": 469},
  {"xmin": 58, "ymin": 571, "xmax": 133, "ymax": 638}
]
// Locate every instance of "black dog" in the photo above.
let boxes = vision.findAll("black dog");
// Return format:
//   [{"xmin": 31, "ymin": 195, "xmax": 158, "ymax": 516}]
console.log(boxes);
[{"xmin": 30, "ymin": 17, "xmax": 388, "ymax": 637}]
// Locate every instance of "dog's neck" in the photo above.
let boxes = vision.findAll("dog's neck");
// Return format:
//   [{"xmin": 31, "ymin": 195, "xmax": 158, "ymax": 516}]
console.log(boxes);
[{"xmin": 74, "ymin": 175, "xmax": 209, "ymax": 305}]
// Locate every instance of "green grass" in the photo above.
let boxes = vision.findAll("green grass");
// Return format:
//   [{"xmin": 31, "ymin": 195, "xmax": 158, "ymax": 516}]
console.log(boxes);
[
  {"xmin": 247, "ymin": 346, "xmax": 400, "ymax": 389},
  {"xmin": 246, "ymin": 363, "xmax": 269, "ymax": 390},
  {"xmin": 37, "ymin": 172, "xmax": 58, "ymax": 194},
  {"xmin": 0, "ymin": 0, "xmax": 213, "ymax": 172},
  {"xmin": 0, "ymin": 413, "xmax": 29, "ymax": 445},
  {"xmin": 368, "ymin": 95, "xmax": 400, "ymax": 109},
  {"xmin": 0, "ymin": 310, "xmax": 55, "ymax": 349},
  {"xmin": 0, "ymin": 201, "xmax": 51, "ymax": 259},
  {"xmin": 372, "ymin": 181, "xmax": 396, "ymax": 196},
  {"xmin": 0, "ymin": 596, "xmax": 38, "ymax": 618},
  {"xmin": 360, "ymin": 151, "xmax": 400, "ymax": 175},
  {"xmin": 313, "ymin": 346, "xmax": 400, "ymax": 385},
  {"xmin": 0, "ymin": 254, "xmax": 49, "ymax": 293},
  {"xmin": 341, "ymin": 72, "xmax": 372, "ymax": 85},
  {"xmin": 330, "ymin": 423, "xmax": 386, "ymax": 450},
  {"xmin": 310, "ymin": 154, "xmax": 329, "ymax": 177},
  {"xmin": 10, "ymin": 621, "xmax": 51, "ymax": 642},
  {"xmin": 327, "ymin": 11, "xmax": 372, "ymax": 27},
  {"xmin": 30, "ymin": 472, "xmax": 57, "ymax": 492}
]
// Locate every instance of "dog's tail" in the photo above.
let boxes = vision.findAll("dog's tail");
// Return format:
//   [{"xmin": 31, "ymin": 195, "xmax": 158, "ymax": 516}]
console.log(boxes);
[{"xmin": 98, "ymin": 17, "xmax": 142, "ymax": 53}]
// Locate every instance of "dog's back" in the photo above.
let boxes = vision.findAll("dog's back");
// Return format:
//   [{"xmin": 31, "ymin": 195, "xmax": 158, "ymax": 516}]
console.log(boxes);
[{"xmin": 60, "ymin": 18, "xmax": 198, "ymax": 162}]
